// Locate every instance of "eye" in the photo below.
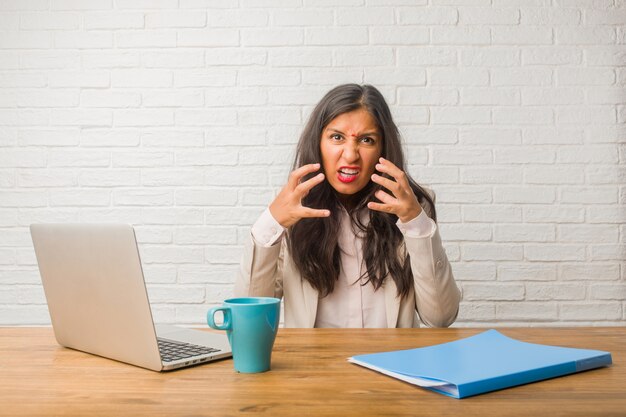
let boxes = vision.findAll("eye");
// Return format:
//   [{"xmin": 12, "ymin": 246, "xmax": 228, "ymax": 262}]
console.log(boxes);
[
  {"xmin": 361, "ymin": 136, "xmax": 376, "ymax": 144},
  {"xmin": 330, "ymin": 133, "xmax": 343, "ymax": 141}
]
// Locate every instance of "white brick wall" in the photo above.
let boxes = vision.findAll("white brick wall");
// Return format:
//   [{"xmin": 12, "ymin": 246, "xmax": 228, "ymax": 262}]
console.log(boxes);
[{"xmin": 0, "ymin": 1, "xmax": 624, "ymax": 327}]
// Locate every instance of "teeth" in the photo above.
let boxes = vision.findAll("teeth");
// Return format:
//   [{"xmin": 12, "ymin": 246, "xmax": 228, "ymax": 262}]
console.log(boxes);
[{"xmin": 340, "ymin": 169, "xmax": 359, "ymax": 175}]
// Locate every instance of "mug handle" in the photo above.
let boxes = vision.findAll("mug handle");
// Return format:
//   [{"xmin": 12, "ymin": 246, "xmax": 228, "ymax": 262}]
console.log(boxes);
[{"xmin": 207, "ymin": 307, "xmax": 232, "ymax": 331}]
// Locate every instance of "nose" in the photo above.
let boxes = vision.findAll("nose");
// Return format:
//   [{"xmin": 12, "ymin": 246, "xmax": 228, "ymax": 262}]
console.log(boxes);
[{"xmin": 341, "ymin": 141, "xmax": 360, "ymax": 164}]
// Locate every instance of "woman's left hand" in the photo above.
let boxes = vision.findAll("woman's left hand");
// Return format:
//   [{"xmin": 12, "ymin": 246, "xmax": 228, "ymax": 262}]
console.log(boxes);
[{"xmin": 367, "ymin": 157, "xmax": 423, "ymax": 223}]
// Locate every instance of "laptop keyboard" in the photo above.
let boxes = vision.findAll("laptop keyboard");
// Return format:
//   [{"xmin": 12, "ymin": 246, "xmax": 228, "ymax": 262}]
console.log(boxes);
[{"xmin": 157, "ymin": 338, "xmax": 220, "ymax": 363}]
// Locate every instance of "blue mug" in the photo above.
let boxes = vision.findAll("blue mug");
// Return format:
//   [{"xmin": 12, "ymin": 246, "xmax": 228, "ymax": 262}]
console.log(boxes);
[{"xmin": 207, "ymin": 297, "xmax": 281, "ymax": 373}]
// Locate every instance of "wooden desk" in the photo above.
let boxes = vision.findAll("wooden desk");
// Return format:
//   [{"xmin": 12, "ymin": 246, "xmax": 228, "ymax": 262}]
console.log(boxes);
[{"xmin": 0, "ymin": 327, "xmax": 624, "ymax": 416}]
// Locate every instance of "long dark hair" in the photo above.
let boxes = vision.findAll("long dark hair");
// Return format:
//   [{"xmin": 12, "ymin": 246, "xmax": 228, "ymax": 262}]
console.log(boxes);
[{"xmin": 287, "ymin": 84, "xmax": 436, "ymax": 299}]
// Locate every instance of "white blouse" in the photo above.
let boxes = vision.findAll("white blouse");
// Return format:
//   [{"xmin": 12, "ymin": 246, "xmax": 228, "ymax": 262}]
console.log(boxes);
[{"xmin": 251, "ymin": 207, "xmax": 436, "ymax": 328}]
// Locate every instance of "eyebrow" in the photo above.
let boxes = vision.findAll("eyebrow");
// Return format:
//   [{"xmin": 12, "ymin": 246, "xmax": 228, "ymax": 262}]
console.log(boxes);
[{"xmin": 326, "ymin": 128, "xmax": 380, "ymax": 137}]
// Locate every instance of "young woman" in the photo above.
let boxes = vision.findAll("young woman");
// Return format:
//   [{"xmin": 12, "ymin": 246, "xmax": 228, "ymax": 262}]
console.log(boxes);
[{"xmin": 235, "ymin": 84, "xmax": 461, "ymax": 328}]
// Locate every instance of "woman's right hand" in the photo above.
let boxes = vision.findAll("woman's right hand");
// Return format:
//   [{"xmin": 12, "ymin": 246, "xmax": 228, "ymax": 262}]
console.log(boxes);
[{"xmin": 269, "ymin": 163, "xmax": 330, "ymax": 228}]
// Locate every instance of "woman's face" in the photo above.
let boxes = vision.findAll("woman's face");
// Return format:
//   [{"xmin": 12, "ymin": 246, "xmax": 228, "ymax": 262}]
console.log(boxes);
[{"xmin": 320, "ymin": 108, "xmax": 382, "ymax": 198}]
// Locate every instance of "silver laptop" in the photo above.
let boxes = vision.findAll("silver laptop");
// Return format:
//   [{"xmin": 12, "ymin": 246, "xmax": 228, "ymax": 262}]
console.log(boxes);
[{"xmin": 30, "ymin": 223, "xmax": 232, "ymax": 371}]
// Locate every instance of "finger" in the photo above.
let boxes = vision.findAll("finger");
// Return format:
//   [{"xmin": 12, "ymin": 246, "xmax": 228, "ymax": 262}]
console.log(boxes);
[
  {"xmin": 294, "ymin": 172, "xmax": 325, "ymax": 196},
  {"xmin": 299, "ymin": 207, "xmax": 331, "ymax": 218},
  {"xmin": 376, "ymin": 158, "xmax": 411, "ymax": 189},
  {"xmin": 371, "ymin": 173, "xmax": 401, "ymax": 196},
  {"xmin": 367, "ymin": 201, "xmax": 395, "ymax": 214},
  {"xmin": 288, "ymin": 163, "xmax": 321, "ymax": 188},
  {"xmin": 375, "ymin": 189, "xmax": 396, "ymax": 205}
]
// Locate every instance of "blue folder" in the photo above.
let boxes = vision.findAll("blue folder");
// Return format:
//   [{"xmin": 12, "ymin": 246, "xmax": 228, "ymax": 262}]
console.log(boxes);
[{"xmin": 348, "ymin": 329, "xmax": 612, "ymax": 399}]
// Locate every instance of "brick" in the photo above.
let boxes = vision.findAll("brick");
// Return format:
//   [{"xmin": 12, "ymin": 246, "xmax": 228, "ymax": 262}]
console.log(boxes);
[
  {"xmin": 84, "ymin": 12, "xmax": 144, "ymax": 29},
  {"xmin": 77, "ymin": 208, "xmax": 144, "ymax": 224},
  {"xmin": 204, "ymin": 166, "xmax": 268, "ymax": 186},
  {"xmin": 556, "ymin": 26, "xmax": 616, "ymax": 45},
  {"xmin": 397, "ymin": 47, "xmax": 457, "ymax": 66},
  {"xmin": 498, "ymin": 263, "xmax": 557, "ymax": 281},
  {"xmin": 495, "ymin": 148, "xmax": 555, "ymax": 164},
  {"xmin": 586, "ymin": 166, "xmax": 626, "ymax": 185},
  {"xmin": 403, "ymin": 127, "xmax": 458, "ymax": 145},
  {"xmin": 48, "ymin": 150, "xmax": 110, "ymax": 167},
  {"xmin": 274, "ymin": 10, "xmax": 333, "ymax": 28},
  {"xmin": 0, "ymin": 14, "xmax": 19, "ymax": 30},
  {"xmin": 81, "ymin": 129, "xmax": 140, "ymax": 147},
  {"xmin": 18, "ymin": 129, "xmax": 79, "ymax": 146},
  {"xmin": 525, "ymin": 244, "xmax": 586, "ymax": 261},
  {"xmin": 587, "ymin": 206, "xmax": 626, "ymax": 224},
  {"xmin": 242, "ymin": 28, "xmax": 303, "ymax": 46},
  {"xmin": 436, "ymin": 186, "xmax": 492, "ymax": 204},
  {"xmin": 494, "ymin": 186, "xmax": 556, "ymax": 204},
  {"xmin": 432, "ymin": 26, "xmax": 490, "ymax": 45},
  {"xmin": 0, "ymin": 31, "xmax": 50, "ymax": 49},
  {"xmin": 369, "ymin": 27, "xmax": 429, "ymax": 45},
  {"xmin": 18, "ymin": 169, "xmax": 77, "ymax": 187},
  {"xmin": 398, "ymin": 6, "xmax": 457, "ymax": 24},
  {"xmin": 462, "ymin": 244, "xmax": 523, "ymax": 261},
  {"xmin": 526, "ymin": 166, "xmax": 584, "ymax": 185},
  {"xmin": 19, "ymin": 51, "xmax": 80, "ymax": 69},
  {"xmin": 461, "ymin": 47, "xmax": 519, "ymax": 67},
  {"xmin": 463, "ymin": 205, "xmax": 522, "ymax": 223},
  {"xmin": 140, "ymin": 208, "xmax": 204, "ymax": 225},
  {"xmin": 113, "ymin": 189, "xmax": 173, "ymax": 206},
  {"xmin": 459, "ymin": 128, "xmax": 521, "ymax": 145},
  {"xmin": 494, "ymin": 107, "xmax": 554, "ymax": 125},
  {"xmin": 560, "ymin": 303, "xmax": 622, "ymax": 321},
  {"xmin": 495, "ymin": 224, "xmax": 555, "ymax": 242},
  {"xmin": 175, "ymin": 109, "xmax": 236, "ymax": 127},
  {"xmin": 142, "ymin": 169, "xmax": 204, "ymax": 187},
  {"xmin": 241, "ymin": 68, "xmax": 303, "ymax": 87},
  {"xmin": 334, "ymin": 47, "xmax": 394, "ymax": 66},
  {"xmin": 590, "ymin": 244, "xmax": 626, "ymax": 261},
  {"xmin": 459, "ymin": 7, "xmax": 519, "ymax": 24},
  {"xmin": 431, "ymin": 68, "xmax": 489, "ymax": 86},
  {"xmin": 143, "ymin": 90, "xmax": 203, "ymax": 108},
  {"xmin": 0, "ymin": 72, "xmax": 46, "ymax": 88},
  {"xmin": 0, "ymin": 170, "xmax": 14, "ymax": 187},
  {"xmin": 54, "ymin": 31, "xmax": 112, "ymax": 49},
  {"xmin": 208, "ymin": 9, "xmax": 268, "ymax": 26},
  {"xmin": 557, "ymin": 67, "xmax": 615, "ymax": 86},
  {"xmin": 140, "ymin": 246, "xmax": 204, "ymax": 264},
  {"xmin": 205, "ymin": 87, "xmax": 267, "ymax": 107},
  {"xmin": 451, "ymin": 262, "xmax": 496, "ymax": 281},
  {"xmin": 496, "ymin": 302, "xmax": 558, "ymax": 321},
  {"xmin": 115, "ymin": 0, "xmax": 177, "ymax": 9},
  {"xmin": 21, "ymin": 88, "xmax": 80, "ymax": 108},
  {"xmin": 523, "ymin": 206, "xmax": 585, "ymax": 223},
  {"xmin": 521, "ymin": 88, "xmax": 584, "ymax": 105},
  {"xmin": 301, "ymin": 69, "xmax": 364, "ymax": 87},
  {"xmin": 206, "ymin": 48, "xmax": 266, "ymax": 66},
  {"xmin": 523, "ymin": 127, "xmax": 584, "ymax": 145},
  {"xmin": 557, "ymin": 145, "xmax": 618, "ymax": 164},
  {"xmin": 526, "ymin": 283, "xmax": 586, "ymax": 301},
  {"xmin": 0, "ymin": 150, "xmax": 45, "ymax": 167},
  {"xmin": 238, "ymin": 108, "xmax": 300, "ymax": 126},
  {"xmin": 462, "ymin": 167, "xmax": 523, "ymax": 184},
  {"xmin": 560, "ymin": 263, "xmax": 620, "ymax": 281},
  {"xmin": 461, "ymin": 88, "xmax": 518, "ymax": 105},
  {"xmin": 492, "ymin": 68, "xmax": 552, "ymax": 86},
  {"xmin": 463, "ymin": 283, "xmax": 524, "ymax": 301},
  {"xmin": 20, "ymin": 12, "xmax": 80, "ymax": 30},
  {"xmin": 432, "ymin": 107, "xmax": 490, "ymax": 125},
  {"xmin": 147, "ymin": 285, "xmax": 204, "ymax": 303},
  {"xmin": 204, "ymin": 245, "xmax": 243, "ymax": 264},
  {"xmin": 115, "ymin": 30, "xmax": 176, "ymax": 48},
  {"xmin": 141, "ymin": 130, "xmax": 204, "ymax": 148},
  {"xmin": 174, "ymin": 227, "xmax": 237, "ymax": 245},
  {"xmin": 177, "ymin": 29, "xmax": 239, "ymax": 47},
  {"xmin": 432, "ymin": 148, "xmax": 492, "ymax": 165},
  {"xmin": 439, "ymin": 224, "xmax": 491, "ymax": 241},
  {"xmin": 522, "ymin": 47, "xmax": 582, "ymax": 65},
  {"xmin": 51, "ymin": 107, "xmax": 113, "ymax": 128},
  {"xmin": 175, "ymin": 188, "xmax": 238, "ymax": 206},
  {"xmin": 176, "ymin": 149, "xmax": 238, "ymax": 166},
  {"xmin": 0, "ymin": 52, "xmax": 19, "ymax": 69},
  {"xmin": 0, "ymin": 306, "xmax": 50, "ymax": 325},
  {"xmin": 80, "ymin": 170, "xmax": 142, "ymax": 188},
  {"xmin": 51, "ymin": 0, "xmax": 112, "ymax": 10},
  {"xmin": 458, "ymin": 302, "xmax": 495, "ymax": 322},
  {"xmin": 80, "ymin": 90, "xmax": 141, "ymax": 108},
  {"xmin": 589, "ymin": 284, "xmax": 626, "ymax": 301},
  {"xmin": 178, "ymin": 265, "xmax": 238, "ymax": 284},
  {"xmin": 585, "ymin": 47, "xmax": 626, "ymax": 66},
  {"xmin": 143, "ymin": 51, "xmax": 205, "ymax": 69},
  {"xmin": 115, "ymin": 109, "xmax": 174, "ymax": 127},
  {"xmin": 146, "ymin": 11, "xmax": 207, "ymax": 28},
  {"xmin": 398, "ymin": 86, "xmax": 457, "ymax": 107},
  {"xmin": 240, "ymin": 188, "xmax": 275, "ymax": 206},
  {"xmin": 49, "ymin": 189, "xmax": 111, "ymax": 207},
  {"xmin": 48, "ymin": 71, "xmax": 109, "ymax": 88},
  {"xmin": 336, "ymin": 7, "xmax": 395, "ymax": 25},
  {"xmin": 82, "ymin": 51, "xmax": 140, "ymax": 68},
  {"xmin": 521, "ymin": 7, "xmax": 580, "ymax": 24},
  {"xmin": 173, "ymin": 70, "xmax": 235, "ymax": 87},
  {"xmin": 0, "ymin": 109, "xmax": 48, "ymax": 126},
  {"xmin": 587, "ymin": 88, "xmax": 625, "ymax": 105}
]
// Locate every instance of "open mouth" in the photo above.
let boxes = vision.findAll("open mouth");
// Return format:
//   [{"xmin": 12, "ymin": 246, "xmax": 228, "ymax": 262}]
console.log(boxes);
[{"xmin": 337, "ymin": 167, "xmax": 360, "ymax": 183}]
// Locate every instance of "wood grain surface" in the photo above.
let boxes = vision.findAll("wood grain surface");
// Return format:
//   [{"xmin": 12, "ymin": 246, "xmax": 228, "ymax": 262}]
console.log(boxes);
[{"xmin": 0, "ymin": 327, "xmax": 624, "ymax": 417}]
